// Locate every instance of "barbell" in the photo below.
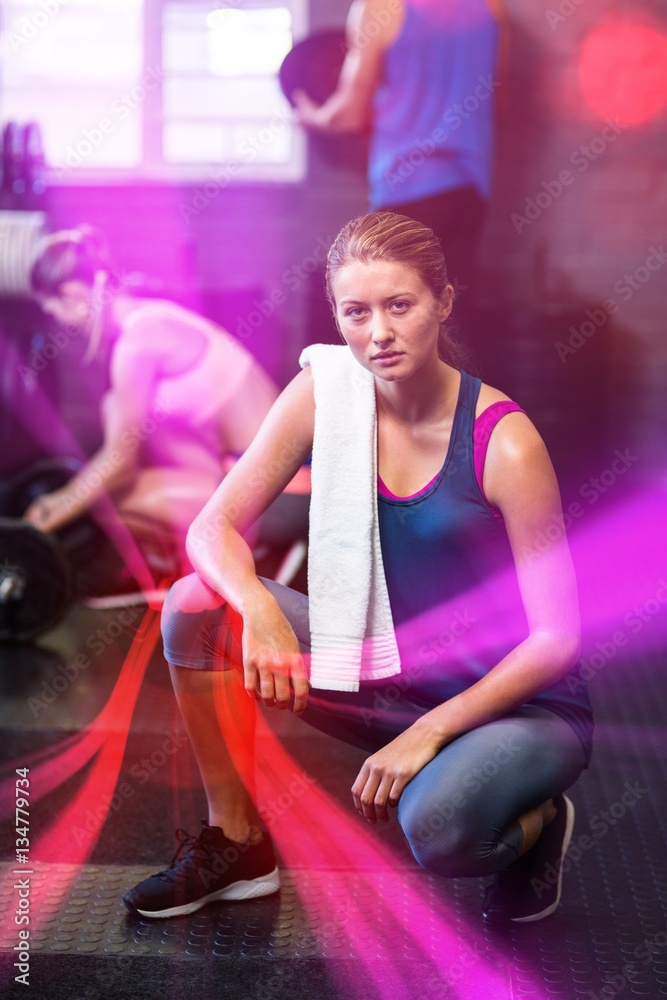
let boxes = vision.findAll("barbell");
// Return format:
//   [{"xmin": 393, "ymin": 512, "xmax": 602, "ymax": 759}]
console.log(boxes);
[
  {"xmin": 0, "ymin": 458, "xmax": 134, "ymax": 640},
  {"xmin": 0, "ymin": 516, "xmax": 73, "ymax": 641}
]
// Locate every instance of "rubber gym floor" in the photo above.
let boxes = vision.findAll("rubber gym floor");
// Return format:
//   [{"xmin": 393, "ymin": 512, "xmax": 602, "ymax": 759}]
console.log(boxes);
[{"xmin": 0, "ymin": 585, "xmax": 665, "ymax": 1000}]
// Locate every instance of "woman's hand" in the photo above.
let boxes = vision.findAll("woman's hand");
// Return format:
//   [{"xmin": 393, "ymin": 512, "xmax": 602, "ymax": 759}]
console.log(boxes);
[
  {"xmin": 291, "ymin": 89, "xmax": 321, "ymax": 128},
  {"xmin": 351, "ymin": 720, "xmax": 444, "ymax": 824},
  {"xmin": 242, "ymin": 593, "xmax": 310, "ymax": 715},
  {"xmin": 23, "ymin": 491, "xmax": 74, "ymax": 533}
]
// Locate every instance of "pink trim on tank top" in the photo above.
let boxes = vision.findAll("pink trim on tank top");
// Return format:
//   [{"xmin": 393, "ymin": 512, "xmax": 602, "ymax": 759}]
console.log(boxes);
[
  {"xmin": 377, "ymin": 401, "xmax": 525, "ymax": 511},
  {"xmin": 378, "ymin": 471, "xmax": 440, "ymax": 501}
]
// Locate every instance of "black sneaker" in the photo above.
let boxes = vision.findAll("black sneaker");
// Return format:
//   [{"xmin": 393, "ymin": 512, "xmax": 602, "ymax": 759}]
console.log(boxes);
[
  {"xmin": 123, "ymin": 821, "xmax": 281, "ymax": 919},
  {"xmin": 482, "ymin": 794, "xmax": 575, "ymax": 924}
]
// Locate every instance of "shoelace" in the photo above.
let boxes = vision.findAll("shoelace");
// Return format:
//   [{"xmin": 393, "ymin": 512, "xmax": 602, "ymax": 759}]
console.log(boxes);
[{"xmin": 155, "ymin": 827, "xmax": 210, "ymax": 883}]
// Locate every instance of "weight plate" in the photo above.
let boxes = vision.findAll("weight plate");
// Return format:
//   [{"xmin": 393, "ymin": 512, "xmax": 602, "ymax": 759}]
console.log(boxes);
[{"xmin": 0, "ymin": 517, "xmax": 73, "ymax": 641}]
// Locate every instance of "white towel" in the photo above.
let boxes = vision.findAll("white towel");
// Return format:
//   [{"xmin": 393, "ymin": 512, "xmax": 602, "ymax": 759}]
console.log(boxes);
[{"xmin": 299, "ymin": 344, "xmax": 402, "ymax": 691}]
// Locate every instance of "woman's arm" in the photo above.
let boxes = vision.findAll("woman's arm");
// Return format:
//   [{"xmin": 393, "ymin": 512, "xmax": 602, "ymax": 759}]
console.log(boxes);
[
  {"xmin": 293, "ymin": 0, "xmax": 399, "ymax": 131},
  {"xmin": 352, "ymin": 413, "xmax": 581, "ymax": 822},
  {"xmin": 23, "ymin": 336, "xmax": 160, "ymax": 532},
  {"xmin": 186, "ymin": 368, "xmax": 316, "ymax": 713}
]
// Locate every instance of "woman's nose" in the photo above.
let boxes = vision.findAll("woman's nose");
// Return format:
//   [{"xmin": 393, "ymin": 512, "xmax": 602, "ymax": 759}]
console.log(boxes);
[{"xmin": 370, "ymin": 311, "xmax": 395, "ymax": 345}]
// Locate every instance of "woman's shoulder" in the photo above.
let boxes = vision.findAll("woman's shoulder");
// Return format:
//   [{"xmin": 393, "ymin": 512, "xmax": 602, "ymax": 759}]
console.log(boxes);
[
  {"xmin": 119, "ymin": 298, "xmax": 203, "ymax": 335},
  {"xmin": 115, "ymin": 298, "xmax": 186, "ymax": 350},
  {"xmin": 121, "ymin": 298, "xmax": 257, "ymax": 359},
  {"xmin": 117, "ymin": 298, "xmax": 240, "ymax": 369},
  {"xmin": 474, "ymin": 379, "xmax": 514, "ymax": 417},
  {"xmin": 473, "ymin": 378, "xmax": 550, "ymax": 478}
]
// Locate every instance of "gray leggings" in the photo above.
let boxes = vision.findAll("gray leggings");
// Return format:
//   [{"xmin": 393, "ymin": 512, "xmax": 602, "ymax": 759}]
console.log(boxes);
[{"xmin": 162, "ymin": 573, "xmax": 587, "ymax": 878}]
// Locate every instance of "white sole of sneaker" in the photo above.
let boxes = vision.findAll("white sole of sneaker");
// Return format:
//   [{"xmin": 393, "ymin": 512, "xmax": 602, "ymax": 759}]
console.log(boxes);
[
  {"xmin": 511, "ymin": 795, "xmax": 575, "ymax": 923},
  {"xmin": 132, "ymin": 867, "xmax": 281, "ymax": 919}
]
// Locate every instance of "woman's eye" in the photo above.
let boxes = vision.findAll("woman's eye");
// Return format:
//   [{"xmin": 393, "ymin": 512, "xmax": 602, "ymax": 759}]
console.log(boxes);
[
  {"xmin": 391, "ymin": 300, "xmax": 409, "ymax": 312},
  {"xmin": 346, "ymin": 307, "xmax": 365, "ymax": 318}
]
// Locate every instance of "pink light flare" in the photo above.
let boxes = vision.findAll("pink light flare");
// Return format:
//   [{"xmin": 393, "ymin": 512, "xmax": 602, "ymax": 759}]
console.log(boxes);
[
  {"xmin": 568, "ymin": 485, "xmax": 667, "ymax": 655},
  {"xmin": 0, "ymin": 610, "xmax": 160, "ymax": 823},
  {"xmin": 251, "ymin": 708, "xmax": 524, "ymax": 1000},
  {"xmin": 387, "ymin": 482, "xmax": 667, "ymax": 679},
  {"xmin": 0, "ymin": 608, "xmax": 161, "ymax": 987},
  {"xmin": 252, "ymin": 720, "xmax": 520, "ymax": 1000},
  {"xmin": 198, "ymin": 657, "xmax": 519, "ymax": 996},
  {"xmin": 8, "ymin": 483, "xmax": 650, "ymax": 993}
]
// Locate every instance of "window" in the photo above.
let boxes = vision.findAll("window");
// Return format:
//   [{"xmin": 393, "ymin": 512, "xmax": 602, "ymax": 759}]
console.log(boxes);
[
  {"xmin": 159, "ymin": 2, "xmax": 303, "ymax": 180},
  {"xmin": 0, "ymin": 0, "xmax": 145, "ymax": 174},
  {"xmin": 0, "ymin": 0, "xmax": 307, "ymax": 183}
]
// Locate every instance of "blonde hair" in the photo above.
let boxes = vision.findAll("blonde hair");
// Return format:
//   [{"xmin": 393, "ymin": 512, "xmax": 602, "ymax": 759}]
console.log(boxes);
[{"xmin": 325, "ymin": 211, "xmax": 467, "ymax": 366}]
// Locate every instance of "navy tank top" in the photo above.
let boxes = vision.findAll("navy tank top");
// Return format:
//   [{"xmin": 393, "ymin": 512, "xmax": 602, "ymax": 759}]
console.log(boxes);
[{"xmin": 377, "ymin": 370, "xmax": 594, "ymax": 765}]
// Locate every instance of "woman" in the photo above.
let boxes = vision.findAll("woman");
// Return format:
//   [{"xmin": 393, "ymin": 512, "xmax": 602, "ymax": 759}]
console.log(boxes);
[
  {"xmin": 123, "ymin": 212, "xmax": 593, "ymax": 923},
  {"xmin": 23, "ymin": 226, "xmax": 309, "ymax": 588}
]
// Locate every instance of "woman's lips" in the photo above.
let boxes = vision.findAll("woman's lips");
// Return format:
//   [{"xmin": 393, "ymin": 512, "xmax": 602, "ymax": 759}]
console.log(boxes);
[{"xmin": 372, "ymin": 351, "xmax": 404, "ymax": 366}]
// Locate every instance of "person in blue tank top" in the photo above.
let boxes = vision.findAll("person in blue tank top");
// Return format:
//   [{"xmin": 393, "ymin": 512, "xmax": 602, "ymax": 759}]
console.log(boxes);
[
  {"xmin": 124, "ymin": 212, "xmax": 593, "ymax": 926},
  {"xmin": 293, "ymin": 0, "xmax": 504, "ymax": 306}
]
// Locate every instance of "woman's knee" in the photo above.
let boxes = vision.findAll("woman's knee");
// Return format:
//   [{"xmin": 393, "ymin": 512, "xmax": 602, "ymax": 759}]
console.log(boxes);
[
  {"xmin": 397, "ymin": 766, "xmax": 525, "ymax": 878},
  {"xmin": 163, "ymin": 573, "xmax": 226, "ymax": 615},
  {"xmin": 161, "ymin": 573, "xmax": 228, "ymax": 666},
  {"xmin": 398, "ymin": 792, "xmax": 486, "ymax": 878}
]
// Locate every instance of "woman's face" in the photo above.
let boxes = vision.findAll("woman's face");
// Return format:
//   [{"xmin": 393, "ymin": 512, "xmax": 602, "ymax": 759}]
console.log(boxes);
[
  {"xmin": 331, "ymin": 259, "xmax": 453, "ymax": 381},
  {"xmin": 39, "ymin": 280, "xmax": 96, "ymax": 333}
]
